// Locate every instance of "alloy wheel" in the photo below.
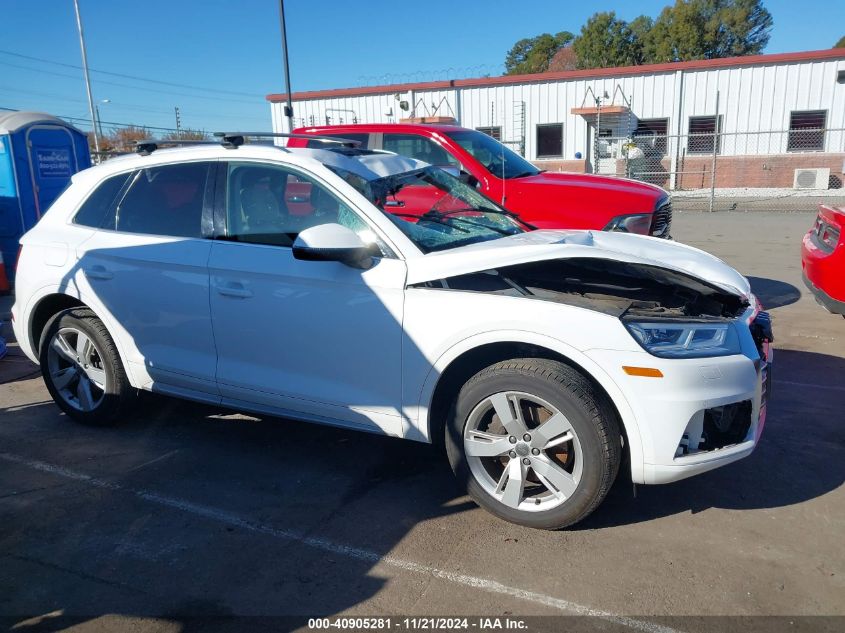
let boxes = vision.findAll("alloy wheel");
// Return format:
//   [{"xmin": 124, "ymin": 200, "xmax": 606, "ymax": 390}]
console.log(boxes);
[
  {"xmin": 464, "ymin": 390, "xmax": 583, "ymax": 512},
  {"xmin": 46, "ymin": 327, "xmax": 107, "ymax": 412}
]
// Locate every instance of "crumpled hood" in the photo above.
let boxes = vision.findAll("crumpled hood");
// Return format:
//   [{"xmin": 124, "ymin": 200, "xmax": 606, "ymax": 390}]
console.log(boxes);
[{"xmin": 405, "ymin": 230, "xmax": 751, "ymax": 299}]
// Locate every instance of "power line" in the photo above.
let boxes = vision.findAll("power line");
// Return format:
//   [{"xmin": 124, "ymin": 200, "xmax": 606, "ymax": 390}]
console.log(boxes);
[
  {"xmin": 0, "ymin": 49, "xmax": 266, "ymax": 99},
  {"xmin": 0, "ymin": 59, "xmax": 263, "ymax": 105},
  {"xmin": 0, "ymin": 86, "xmax": 269, "ymax": 121}
]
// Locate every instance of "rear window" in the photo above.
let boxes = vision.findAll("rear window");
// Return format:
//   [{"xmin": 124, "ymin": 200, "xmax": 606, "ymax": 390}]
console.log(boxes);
[{"xmin": 73, "ymin": 172, "xmax": 133, "ymax": 228}]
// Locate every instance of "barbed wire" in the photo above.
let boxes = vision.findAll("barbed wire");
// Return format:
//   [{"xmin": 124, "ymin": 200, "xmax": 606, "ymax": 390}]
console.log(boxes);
[{"xmin": 355, "ymin": 64, "xmax": 503, "ymax": 87}]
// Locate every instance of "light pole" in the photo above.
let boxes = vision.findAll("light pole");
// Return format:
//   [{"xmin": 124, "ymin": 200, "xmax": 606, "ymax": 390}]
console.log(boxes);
[
  {"xmin": 278, "ymin": 0, "xmax": 294, "ymax": 133},
  {"xmin": 73, "ymin": 0, "xmax": 99, "ymax": 155},
  {"xmin": 95, "ymin": 98, "xmax": 110, "ymax": 141}
]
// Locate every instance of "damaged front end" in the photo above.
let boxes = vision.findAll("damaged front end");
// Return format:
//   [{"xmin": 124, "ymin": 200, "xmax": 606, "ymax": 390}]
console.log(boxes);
[
  {"xmin": 413, "ymin": 256, "xmax": 773, "ymax": 462},
  {"xmin": 410, "ymin": 256, "xmax": 749, "ymax": 321}
]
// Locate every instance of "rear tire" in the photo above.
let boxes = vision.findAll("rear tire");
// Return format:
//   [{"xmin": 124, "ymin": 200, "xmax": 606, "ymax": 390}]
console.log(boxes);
[
  {"xmin": 39, "ymin": 308, "xmax": 133, "ymax": 426},
  {"xmin": 446, "ymin": 359, "xmax": 621, "ymax": 530}
]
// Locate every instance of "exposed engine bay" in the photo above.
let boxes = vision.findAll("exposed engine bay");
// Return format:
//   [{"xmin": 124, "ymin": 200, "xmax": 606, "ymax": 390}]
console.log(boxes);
[{"xmin": 411, "ymin": 257, "xmax": 749, "ymax": 320}]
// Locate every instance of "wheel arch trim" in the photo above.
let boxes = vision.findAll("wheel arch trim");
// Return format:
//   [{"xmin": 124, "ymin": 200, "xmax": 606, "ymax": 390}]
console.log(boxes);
[
  {"xmin": 20, "ymin": 284, "xmax": 146, "ymax": 389},
  {"xmin": 411, "ymin": 330, "xmax": 645, "ymax": 484}
]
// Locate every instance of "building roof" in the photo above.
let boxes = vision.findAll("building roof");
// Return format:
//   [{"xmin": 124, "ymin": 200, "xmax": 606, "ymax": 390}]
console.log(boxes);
[
  {"xmin": 0, "ymin": 110, "xmax": 82, "ymax": 135},
  {"xmin": 267, "ymin": 48, "xmax": 845, "ymax": 103}
]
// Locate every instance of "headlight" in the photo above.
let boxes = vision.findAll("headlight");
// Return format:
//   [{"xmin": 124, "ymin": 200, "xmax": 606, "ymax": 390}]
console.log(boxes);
[
  {"xmin": 625, "ymin": 321, "xmax": 741, "ymax": 358},
  {"xmin": 604, "ymin": 213, "xmax": 652, "ymax": 235}
]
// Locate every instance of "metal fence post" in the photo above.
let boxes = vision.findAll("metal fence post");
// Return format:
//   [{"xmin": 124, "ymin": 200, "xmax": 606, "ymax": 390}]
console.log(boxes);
[
  {"xmin": 593, "ymin": 97, "xmax": 601, "ymax": 175},
  {"xmin": 709, "ymin": 91, "xmax": 720, "ymax": 213}
]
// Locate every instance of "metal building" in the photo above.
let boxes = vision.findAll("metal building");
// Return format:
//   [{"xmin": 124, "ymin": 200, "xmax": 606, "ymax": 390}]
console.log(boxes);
[{"xmin": 268, "ymin": 49, "xmax": 845, "ymax": 192}]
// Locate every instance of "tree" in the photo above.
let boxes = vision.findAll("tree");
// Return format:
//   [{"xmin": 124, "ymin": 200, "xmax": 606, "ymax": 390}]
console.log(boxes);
[
  {"xmin": 107, "ymin": 126, "xmax": 151, "ymax": 152},
  {"xmin": 163, "ymin": 129, "xmax": 208, "ymax": 141},
  {"xmin": 835, "ymin": 35, "xmax": 845, "ymax": 48},
  {"xmin": 647, "ymin": 0, "xmax": 772, "ymax": 62},
  {"xmin": 505, "ymin": 0, "xmax": 773, "ymax": 72},
  {"xmin": 572, "ymin": 12, "xmax": 644, "ymax": 69},
  {"xmin": 505, "ymin": 31, "xmax": 574, "ymax": 74}
]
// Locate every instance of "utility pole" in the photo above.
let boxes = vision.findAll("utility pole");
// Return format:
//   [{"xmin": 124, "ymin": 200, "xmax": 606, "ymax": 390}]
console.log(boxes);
[
  {"xmin": 73, "ymin": 0, "xmax": 99, "ymax": 156},
  {"xmin": 95, "ymin": 104, "xmax": 103, "ymax": 139},
  {"xmin": 278, "ymin": 0, "xmax": 294, "ymax": 133},
  {"xmin": 174, "ymin": 106, "xmax": 182, "ymax": 137}
]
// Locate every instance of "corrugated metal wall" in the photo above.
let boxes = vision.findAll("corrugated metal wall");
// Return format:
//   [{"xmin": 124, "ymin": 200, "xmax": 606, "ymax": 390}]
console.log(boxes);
[{"xmin": 271, "ymin": 57, "xmax": 845, "ymax": 160}]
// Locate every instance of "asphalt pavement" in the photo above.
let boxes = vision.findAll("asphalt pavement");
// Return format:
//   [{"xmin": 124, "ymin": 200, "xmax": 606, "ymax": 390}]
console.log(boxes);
[{"xmin": 1, "ymin": 211, "xmax": 843, "ymax": 633}]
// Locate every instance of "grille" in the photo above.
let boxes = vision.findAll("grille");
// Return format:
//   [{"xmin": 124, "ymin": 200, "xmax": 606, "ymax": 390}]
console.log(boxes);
[
  {"xmin": 650, "ymin": 200, "xmax": 672, "ymax": 238},
  {"xmin": 750, "ymin": 310, "xmax": 773, "ymax": 361}
]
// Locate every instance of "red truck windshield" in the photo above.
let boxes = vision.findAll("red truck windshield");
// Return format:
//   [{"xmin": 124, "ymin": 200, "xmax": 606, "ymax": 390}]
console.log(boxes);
[{"xmin": 444, "ymin": 130, "xmax": 540, "ymax": 180}]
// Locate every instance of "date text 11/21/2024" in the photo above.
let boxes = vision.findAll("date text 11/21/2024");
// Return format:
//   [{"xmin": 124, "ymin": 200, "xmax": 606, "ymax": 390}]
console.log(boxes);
[{"xmin": 307, "ymin": 617, "xmax": 529, "ymax": 630}]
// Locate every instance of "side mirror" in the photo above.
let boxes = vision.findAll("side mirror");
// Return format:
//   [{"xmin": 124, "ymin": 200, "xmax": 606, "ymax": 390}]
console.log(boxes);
[
  {"xmin": 293, "ymin": 223, "xmax": 374, "ymax": 269},
  {"xmin": 459, "ymin": 172, "xmax": 480, "ymax": 188}
]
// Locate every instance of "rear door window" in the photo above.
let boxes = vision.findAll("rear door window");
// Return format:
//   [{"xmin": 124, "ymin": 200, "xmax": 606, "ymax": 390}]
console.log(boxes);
[
  {"xmin": 107, "ymin": 162, "xmax": 213, "ymax": 238},
  {"xmin": 382, "ymin": 134, "xmax": 458, "ymax": 167}
]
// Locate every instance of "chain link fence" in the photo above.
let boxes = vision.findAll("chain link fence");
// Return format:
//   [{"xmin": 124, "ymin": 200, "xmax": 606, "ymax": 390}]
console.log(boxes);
[{"xmin": 591, "ymin": 127, "xmax": 845, "ymax": 213}]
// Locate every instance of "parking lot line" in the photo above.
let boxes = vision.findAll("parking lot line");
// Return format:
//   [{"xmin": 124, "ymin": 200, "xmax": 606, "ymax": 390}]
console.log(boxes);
[{"xmin": 0, "ymin": 450, "xmax": 683, "ymax": 633}]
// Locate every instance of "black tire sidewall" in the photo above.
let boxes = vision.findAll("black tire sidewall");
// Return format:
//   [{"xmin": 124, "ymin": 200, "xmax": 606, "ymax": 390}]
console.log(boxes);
[
  {"xmin": 446, "ymin": 363, "xmax": 614, "ymax": 530},
  {"xmin": 39, "ymin": 310, "xmax": 127, "ymax": 425}
]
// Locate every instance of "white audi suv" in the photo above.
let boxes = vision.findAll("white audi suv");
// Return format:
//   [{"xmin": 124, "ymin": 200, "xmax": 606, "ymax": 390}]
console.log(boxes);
[{"xmin": 11, "ymin": 138, "xmax": 772, "ymax": 529}]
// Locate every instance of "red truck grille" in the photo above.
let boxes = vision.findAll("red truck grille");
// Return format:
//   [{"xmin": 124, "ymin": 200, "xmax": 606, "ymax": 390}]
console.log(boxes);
[{"xmin": 650, "ymin": 200, "xmax": 673, "ymax": 238}]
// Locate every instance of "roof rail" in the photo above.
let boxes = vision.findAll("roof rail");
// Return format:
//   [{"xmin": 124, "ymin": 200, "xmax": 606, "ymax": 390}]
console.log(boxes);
[
  {"xmin": 212, "ymin": 131, "xmax": 361, "ymax": 148},
  {"xmin": 134, "ymin": 139, "xmax": 220, "ymax": 155},
  {"xmin": 133, "ymin": 132, "xmax": 362, "ymax": 156}
]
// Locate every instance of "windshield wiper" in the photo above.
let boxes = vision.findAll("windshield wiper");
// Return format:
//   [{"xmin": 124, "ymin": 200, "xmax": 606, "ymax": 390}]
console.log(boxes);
[
  {"xmin": 390, "ymin": 211, "xmax": 470, "ymax": 233},
  {"xmin": 422, "ymin": 209, "xmax": 513, "ymax": 235},
  {"xmin": 429, "ymin": 207, "xmax": 536, "ymax": 231},
  {"xmin": 508, "ymin": 170, "xmax": 539, "ymax": 179},
  {"xmin": 432, "ymin": 206, "xmax": 517, "ymax": 219}
]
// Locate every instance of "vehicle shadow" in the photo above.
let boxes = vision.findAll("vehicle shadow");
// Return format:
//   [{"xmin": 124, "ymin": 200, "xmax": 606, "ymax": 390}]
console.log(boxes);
[
  {"xmin": 0, "ymin": 394, "xmax": 474, "ymax": 630},
  {"xmin": 747, "ymin": 276, "xmax": 801, "ymax": 309},
  {"xmin": 579, "ymin": 347, "xmax": 845, "ymax": 529},
  {"xmin": 3, "ymin": 348, "xmax": 843, "ymax": 628}
]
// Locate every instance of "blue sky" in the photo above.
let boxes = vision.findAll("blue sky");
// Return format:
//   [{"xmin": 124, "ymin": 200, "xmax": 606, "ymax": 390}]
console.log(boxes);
[{"xmin": 0, "ymin": 0, "xmax": 842, "ymax": 133}]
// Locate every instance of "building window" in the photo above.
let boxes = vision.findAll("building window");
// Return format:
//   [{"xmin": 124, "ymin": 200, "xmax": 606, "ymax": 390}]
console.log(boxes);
[
  {"xmin": 634, "ymin": 118, "xmax": 669, "ymax": 154},
  {"xmin": 688, "ymin": 116, "xmax": 722, "ymax": 154},
  {"xmin": 787, "ymin": 110, "xmax": 827, "ymax": 152},
  {"xmin": 476, "ymin": 126, "xmax": 501, "ymax": 140},
  {"xmin": 536, "ymin": 123, "xmax": 563, "ymax": 158}
]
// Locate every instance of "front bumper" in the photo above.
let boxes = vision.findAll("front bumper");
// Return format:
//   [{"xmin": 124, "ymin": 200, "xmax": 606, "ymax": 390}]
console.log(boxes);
[{"xmin": 586, "ymin": 317, "xmax": 771, "ymax": 485}]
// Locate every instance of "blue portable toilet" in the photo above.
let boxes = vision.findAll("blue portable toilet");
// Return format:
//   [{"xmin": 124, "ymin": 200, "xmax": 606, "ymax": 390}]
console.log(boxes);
[{"xmin": 0, "ymin": 111, "xmax": 91, "ymax": 280}]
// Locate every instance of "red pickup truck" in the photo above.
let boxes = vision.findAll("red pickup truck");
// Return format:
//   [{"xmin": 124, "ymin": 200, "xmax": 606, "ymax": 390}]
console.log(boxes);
[{"xmin": 288, "ymin": 123, "xmax": 672, "ymax": 238}]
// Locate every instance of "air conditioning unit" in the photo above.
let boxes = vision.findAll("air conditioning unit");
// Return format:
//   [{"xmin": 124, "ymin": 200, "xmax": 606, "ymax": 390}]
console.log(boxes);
[{"xmin": 793, "ymin": 168, "xmax": 830, "ymax": 190}]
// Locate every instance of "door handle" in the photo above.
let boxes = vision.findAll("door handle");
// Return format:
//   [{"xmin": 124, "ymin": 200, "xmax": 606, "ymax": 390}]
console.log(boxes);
[
  {"xmin": 84, "ymin": 265, "xmax": 113, "ymax": 280},
  {"xmin": 214, "ymin": 281, "xmax": 253, "ymax": 298}
]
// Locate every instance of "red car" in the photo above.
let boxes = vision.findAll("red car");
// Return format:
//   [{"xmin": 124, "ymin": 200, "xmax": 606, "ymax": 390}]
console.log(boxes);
[
  {"xmin": 288, "ymin": 123, "xmax": 672, "ymax": 238},
  {"xmin": 802, "ymin": 204, "xmax": 845, "ymax": 316}
]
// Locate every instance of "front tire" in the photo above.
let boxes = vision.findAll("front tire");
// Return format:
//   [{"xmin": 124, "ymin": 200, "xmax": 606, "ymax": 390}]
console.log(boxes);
[
  {"xmin": 39, "ymin": 308, "xmax": 133, "ymax": 425},
  {"xmin": 446, "ymin": 359, "xmax": 621, "ymax": 530}
]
